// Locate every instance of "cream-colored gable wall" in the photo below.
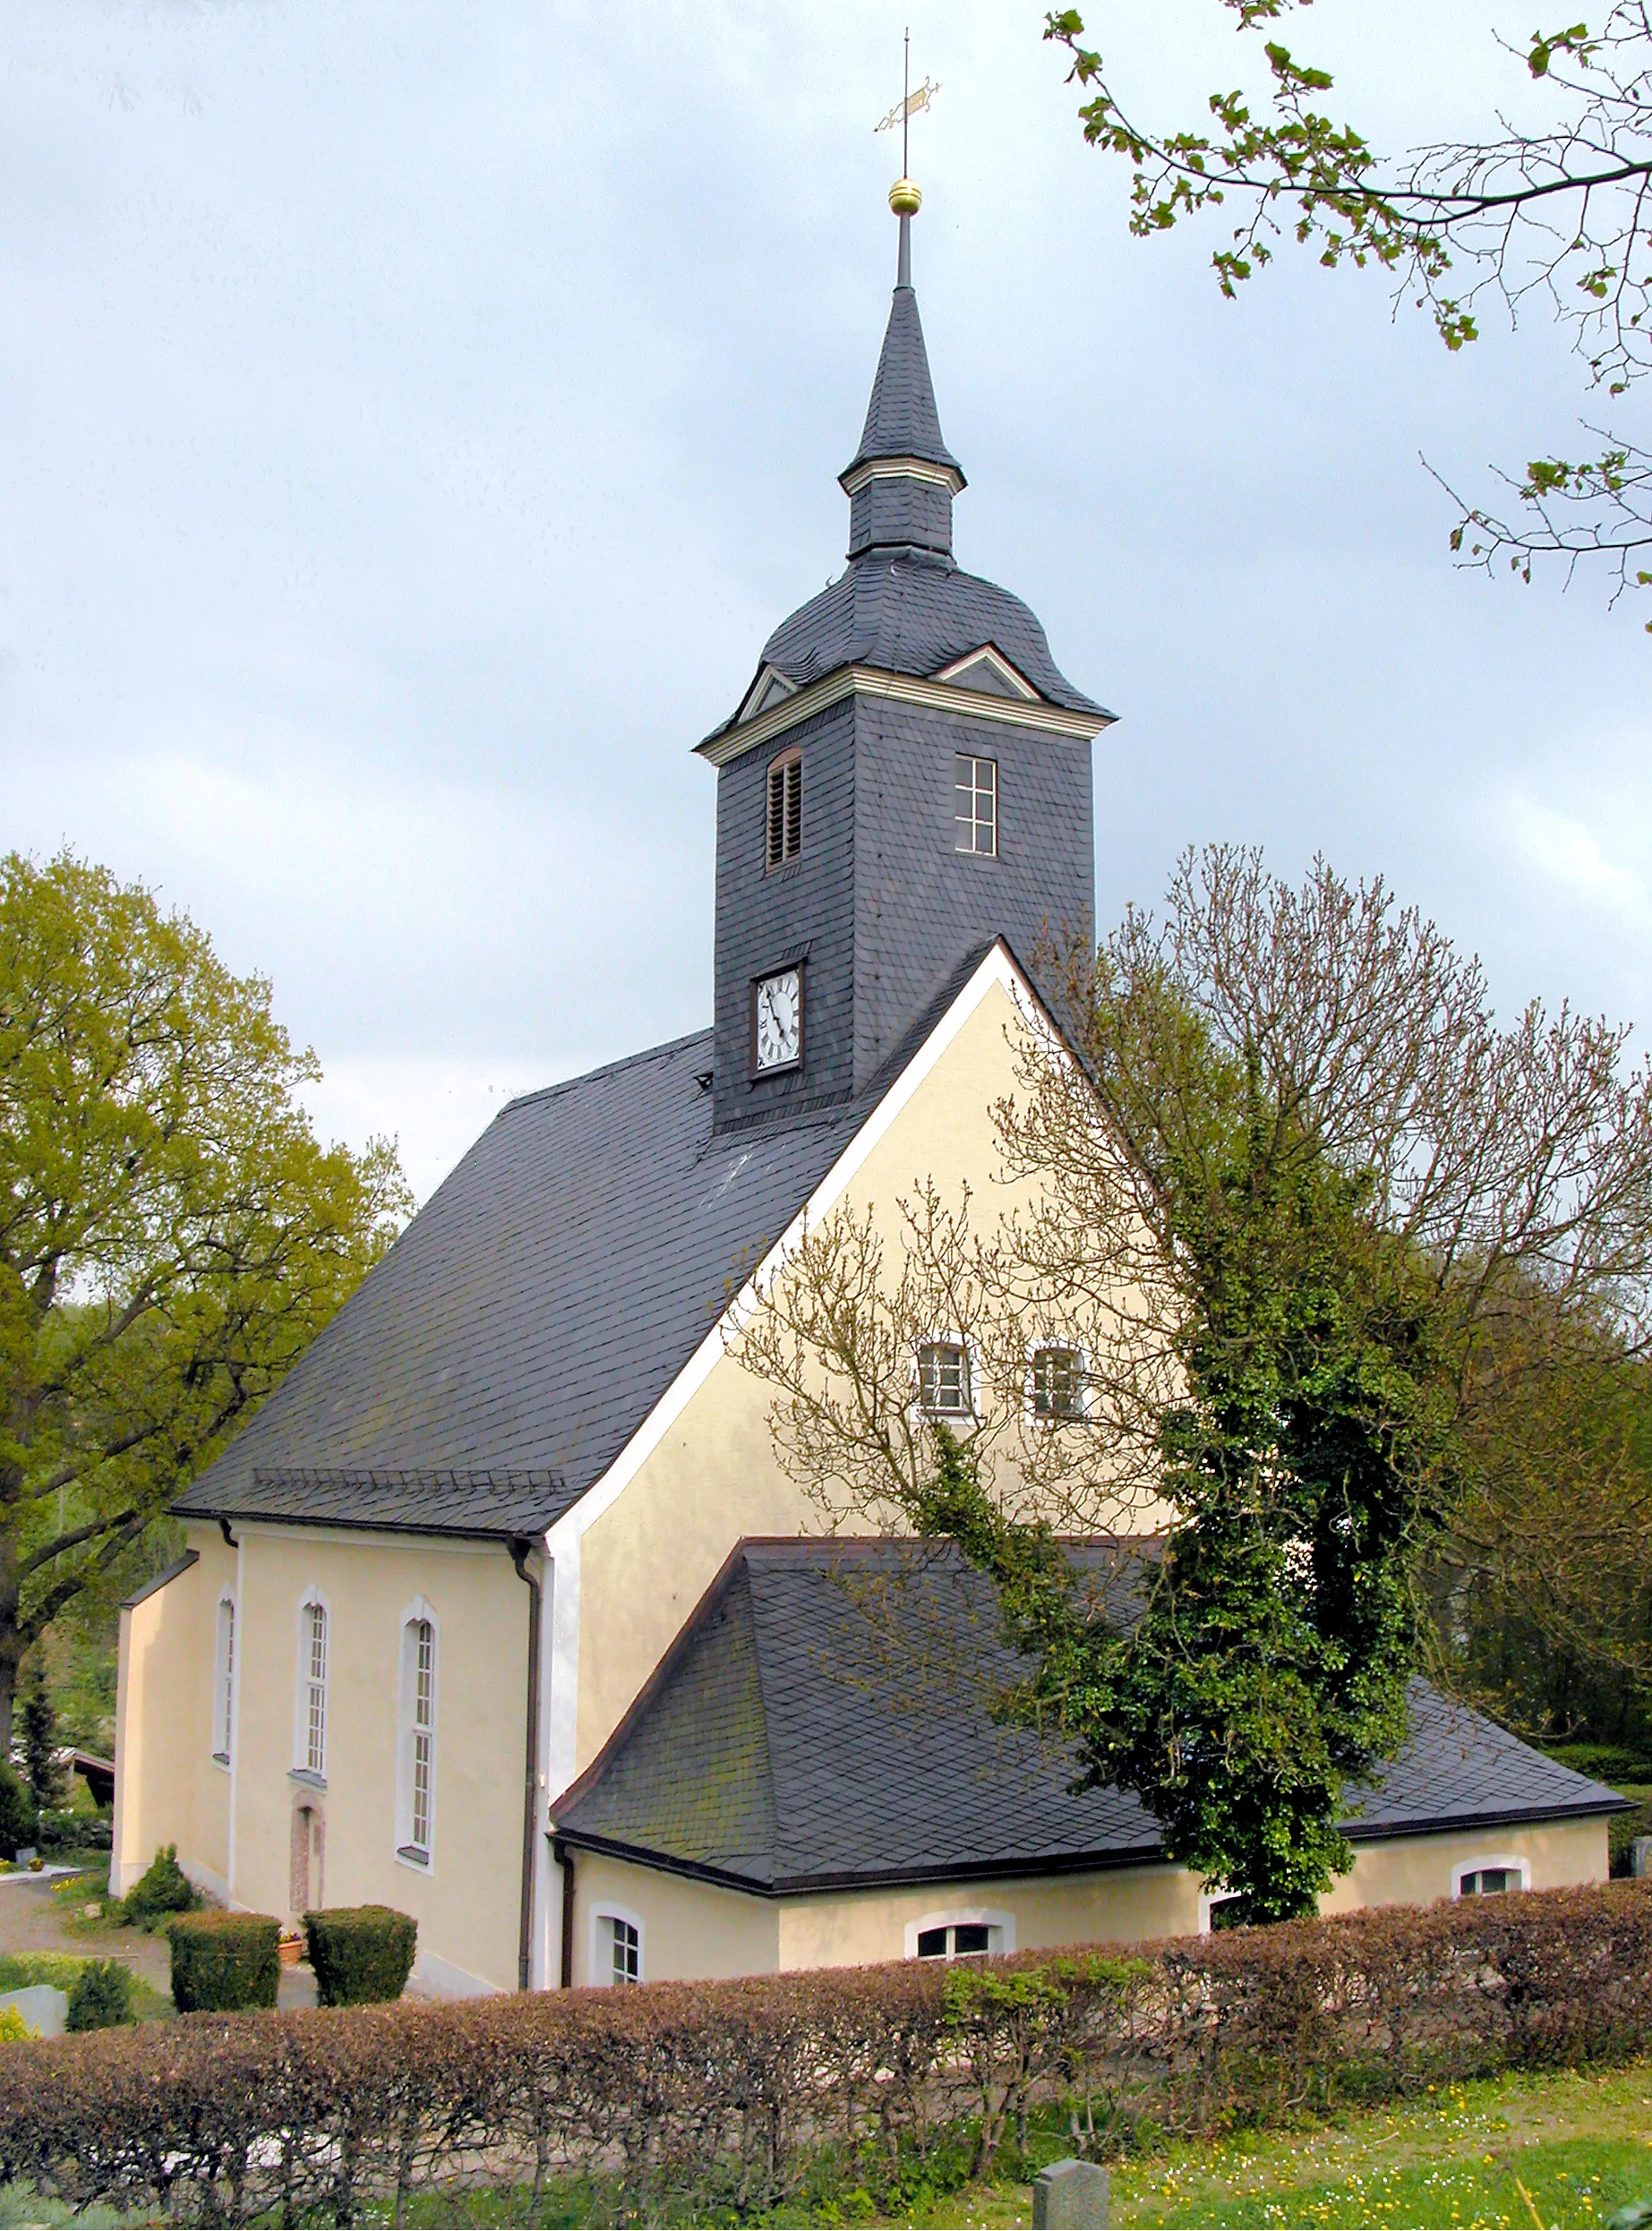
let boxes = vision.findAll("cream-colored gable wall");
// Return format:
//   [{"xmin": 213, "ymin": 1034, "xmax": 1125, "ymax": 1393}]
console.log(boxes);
[{"xmin": 573, "ymin": 976, "xmax": 1083, "ymax": 1774}]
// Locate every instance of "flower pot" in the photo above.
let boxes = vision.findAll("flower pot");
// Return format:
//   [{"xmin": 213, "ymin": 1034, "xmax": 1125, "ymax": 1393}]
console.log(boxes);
[{"xmin": 278, "ymin": 1936, "xmax": 304, "ymax": 1969}]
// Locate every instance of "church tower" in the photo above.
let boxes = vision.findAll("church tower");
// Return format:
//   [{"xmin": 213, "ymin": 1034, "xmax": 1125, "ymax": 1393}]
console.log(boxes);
[{"xmin": 698, "ymin": 175, "xmax": 1112, "ymax": 1135}]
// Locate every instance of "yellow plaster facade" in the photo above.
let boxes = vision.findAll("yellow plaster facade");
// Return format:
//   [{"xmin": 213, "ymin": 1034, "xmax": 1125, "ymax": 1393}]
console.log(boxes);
[
  {"xmin": 112, "ymin": 961, "xmax": 1616, "ymax": 1999},
  {"xmin": 115, "ymin": 1521, "xmax": 535, "ymax": 1995}
]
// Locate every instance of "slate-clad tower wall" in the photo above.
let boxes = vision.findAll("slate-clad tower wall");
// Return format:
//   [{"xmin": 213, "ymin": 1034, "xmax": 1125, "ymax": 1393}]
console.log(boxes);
[{"xmin": 705, "ymin": 193, "xmax": 1111, "ymax": 1136}]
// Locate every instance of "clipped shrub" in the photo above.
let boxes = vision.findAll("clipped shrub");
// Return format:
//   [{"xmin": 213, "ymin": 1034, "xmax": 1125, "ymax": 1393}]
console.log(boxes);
[
  {"xmin": 120, "ymin": 1843, "xmax": 197, "ymax": 1928},
  {"xmin": 167, "ymin": 1911, "xmax": 278, "ymax": 2013},
  {"xmin": 65, "ymin": 1962, "xmax": 132, "ymax": 2033},
  {"xmin": 0, "ymin": 1769, "xmax": 36, "ymax": 1864},
  {"xmin": 304, "ymin": 1904, "xmax": 416, "ymax": 2004}
]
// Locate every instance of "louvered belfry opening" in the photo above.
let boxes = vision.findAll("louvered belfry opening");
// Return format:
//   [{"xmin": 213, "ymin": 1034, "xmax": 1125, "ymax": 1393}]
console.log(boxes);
[{"xmin": 766, "ymin": 750, "xmax": 802, "ymax": 870}]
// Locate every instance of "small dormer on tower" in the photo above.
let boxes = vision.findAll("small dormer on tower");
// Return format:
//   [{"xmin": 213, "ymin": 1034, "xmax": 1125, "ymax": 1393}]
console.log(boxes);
[{"xmin": 698, "ymin": 172, "xmax": 1115, "ymax": 1136}]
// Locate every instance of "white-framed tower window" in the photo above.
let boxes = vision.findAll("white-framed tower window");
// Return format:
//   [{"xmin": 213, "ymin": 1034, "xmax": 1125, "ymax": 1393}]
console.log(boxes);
[
  {"xmin": 397, "ymin": 1601, "xmax": 440, "ymax": 1868},
  {"xmin": 904, "ymin": 1907, "xmax": 1014, "ymax": 1960},
  {"xmin": 1453, "ymin": 1854, "xmax": 1531, "ymax": 1898},
  {"xmin": 954, "ymin": 754, "xmax": 997, "ymax": 856},
  {"xmin": 295, "ymin": 1594, "xmax": 330, "ymax": 1779},
  {"xmin": 592, "ymin": 1905, "xmax": 643, "ymax": 1986},
  {"xmin": 211, "ymin": 1594, "xmax": 236, "ymax": 1766}
]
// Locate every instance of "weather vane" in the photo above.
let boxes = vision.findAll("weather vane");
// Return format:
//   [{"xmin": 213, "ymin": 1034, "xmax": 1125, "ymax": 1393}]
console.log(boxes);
[{"xmin": 874, "ymin": 27, "xmax": 939, "ymax": 187}]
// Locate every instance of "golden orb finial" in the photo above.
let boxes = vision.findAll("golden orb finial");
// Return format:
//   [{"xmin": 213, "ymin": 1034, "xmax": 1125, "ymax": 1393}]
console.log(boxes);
[{"xmin": 888, "ymin": 176, "xmax": 921, "ymax": 218}]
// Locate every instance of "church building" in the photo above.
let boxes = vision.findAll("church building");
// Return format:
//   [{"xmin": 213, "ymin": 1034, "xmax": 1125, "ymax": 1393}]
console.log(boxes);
[{"xmin": 112, "ymin": 176, "xmax": 1622, "ymax": 1997}]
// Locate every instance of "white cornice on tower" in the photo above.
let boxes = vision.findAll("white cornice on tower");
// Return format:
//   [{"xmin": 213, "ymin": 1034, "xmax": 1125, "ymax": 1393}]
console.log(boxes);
[{"xmin": 696, "ymin": 661, "xmax": 1114, "ymax": 767}]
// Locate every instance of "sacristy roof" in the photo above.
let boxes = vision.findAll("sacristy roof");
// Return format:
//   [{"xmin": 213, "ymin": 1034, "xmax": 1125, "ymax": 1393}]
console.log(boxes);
[{"xmin": 551, "ymin": 1540, "xmax": 1628, "ymax": 1895}]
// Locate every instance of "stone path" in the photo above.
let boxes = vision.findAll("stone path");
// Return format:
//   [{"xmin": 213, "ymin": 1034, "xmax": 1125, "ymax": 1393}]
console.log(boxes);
[{"xmin": 0, "ymin": 1868, "xmax": 171, "ymax": 1993}]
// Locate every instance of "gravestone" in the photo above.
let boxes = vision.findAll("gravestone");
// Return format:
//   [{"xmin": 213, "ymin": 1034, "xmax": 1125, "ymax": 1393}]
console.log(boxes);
[
  {"xmin": 1631, "ymin": 1835, "xmax": 1652, "ymax": 1879},
  {"xmin": 1032, "ymin": 2157, "xmax": 1109, "ymax": 2228},
  {"xmin": 0, "ymin": 1984, "xmax": 68, "ymax": 2038}
]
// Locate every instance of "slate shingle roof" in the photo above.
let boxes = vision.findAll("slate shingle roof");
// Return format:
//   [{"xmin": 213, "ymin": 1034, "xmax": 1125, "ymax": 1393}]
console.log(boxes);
[
  {"xmin": 174, "ymin": 1033, "xmax": 868, "ymax": 1538},
  {"xmin": 552, "ymin": 1541, "xmax": 1627, "ymax": 1893},
  {"xmin": 842, "ymin": 284, "xmax": 963, "ymax": 483},
  {"xmin": 731, "ymin": 553, "xmax": 1107, "ymax": 728}
]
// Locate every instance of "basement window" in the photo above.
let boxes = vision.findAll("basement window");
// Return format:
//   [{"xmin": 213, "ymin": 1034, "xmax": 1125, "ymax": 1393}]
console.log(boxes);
[
  {"xmin": 954, "ymin": 754, "xmax": 997, "ymax": 856},
  {"xmin": 1455, "ymin": 1858, "xmax": 1530, "ymax": 1897},
  {"xmin": 907, "ymin": 1908, "xmax": 1014, "ymax": 1960},
  {"xmin": 766, "ymin": 750, "xmax": 802, "ymax": 869},
  {"xmin": 918, "ymin": 1341, "xmax": 971, "ymax": 1416}
]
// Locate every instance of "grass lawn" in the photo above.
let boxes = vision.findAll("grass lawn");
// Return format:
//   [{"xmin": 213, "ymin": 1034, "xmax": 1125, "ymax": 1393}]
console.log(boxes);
[{"xmin": 368, "ymin": 2060, "xmax": 1652, "ymax": 2228}]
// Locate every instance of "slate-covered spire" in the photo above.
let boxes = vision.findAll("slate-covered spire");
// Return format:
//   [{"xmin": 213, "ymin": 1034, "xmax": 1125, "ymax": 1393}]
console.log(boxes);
[{"xmin": 838, "ymin": 178, "xmax": 965, "ymax": 561}]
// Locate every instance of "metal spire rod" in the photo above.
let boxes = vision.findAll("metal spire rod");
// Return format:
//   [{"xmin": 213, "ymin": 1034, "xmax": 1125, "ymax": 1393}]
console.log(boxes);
[{"xmin": 903, "ymin": 27, "xmax": 910, "ymax": 181}]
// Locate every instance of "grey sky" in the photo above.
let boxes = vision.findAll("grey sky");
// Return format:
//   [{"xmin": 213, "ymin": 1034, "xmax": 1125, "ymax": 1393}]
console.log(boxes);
[{"xmin": 4, "ymin": 1, "xmax": 1647, "ymax": 1200}]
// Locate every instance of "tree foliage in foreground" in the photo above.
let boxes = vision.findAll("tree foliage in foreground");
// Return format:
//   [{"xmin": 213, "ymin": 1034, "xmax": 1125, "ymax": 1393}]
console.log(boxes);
[
  {"xmin": 1045, "ymin": 2, "xmax": 1652, "ymax": 622},
  {"xmin": 734, "ymin": 849, "xmax": 1652, "ymax": 1917},
  {"xmin": 0, "ymin": 851, "xmax": 410, "ymax": 1731}
]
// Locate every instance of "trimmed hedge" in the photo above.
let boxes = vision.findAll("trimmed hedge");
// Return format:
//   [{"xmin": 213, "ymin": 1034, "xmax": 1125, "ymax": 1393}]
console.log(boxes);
[
  {"xmin": 167, "ymin": 1912, "xmax": 279, "ymax": 2013},
  {"xmin": 65, "ymin": 1963, "xmax": 133, "ymax": 2033},
  {"xmin": 2, "ymin": 1881, "xmax": 1651, "ymax": 2224},
  {"xmin": 303, "ymin": 1904, "xmax": 415, "ymax": 2004}
]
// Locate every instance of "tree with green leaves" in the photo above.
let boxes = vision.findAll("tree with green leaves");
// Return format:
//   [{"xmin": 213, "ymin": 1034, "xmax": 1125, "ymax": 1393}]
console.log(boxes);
[
  {"xmin": 733, "ymin": 850, "xmax": 1652, "ymax": 1919},
  {"xmin": 19, "ymin": 1654, "xmax": 63, "ymax": 1813},
  {"xmin": 1044, "ymin": 3, "xmax": 1652, "ymax": 623},
  {"xmin": 0, "ymin": 851, "xmax": 410, "ymax": 1733}
]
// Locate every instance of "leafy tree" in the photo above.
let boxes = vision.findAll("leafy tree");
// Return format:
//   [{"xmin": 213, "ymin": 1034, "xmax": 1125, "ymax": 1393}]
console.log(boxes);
[
  {"xmin": 0, "ymin": 851, "xmax": 410, "ymax": 1732},
  {"xmin": 1043, "ymin": 3, "xmax": 1652, "ymax": 622},
  {"xmin": 18, "ymin": 1654, "xmax": 63, "ymax": 1812},
  {"xmin": 734, "ymin": 850, "xmax": 1652, "ymax": 1917}
]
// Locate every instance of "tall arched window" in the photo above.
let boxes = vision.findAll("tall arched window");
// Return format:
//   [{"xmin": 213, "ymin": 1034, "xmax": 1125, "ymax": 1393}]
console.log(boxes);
[
  {"xmin": 398, "ymin": 1609, "xmax": 438, "ymax": 1866},
  {"xmin": 300, "ymin": 1598, "xmax": 329, "ymax": 1777},
  {"xmin": 211, "ymin": 1595, "xmax": 235, "ymax": 1765}
]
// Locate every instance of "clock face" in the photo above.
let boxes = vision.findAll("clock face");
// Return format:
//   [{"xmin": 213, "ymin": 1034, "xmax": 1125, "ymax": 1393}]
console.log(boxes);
[{"xmin": 754, "ymin": 967, "xmax": 802, "ymax": 1073}]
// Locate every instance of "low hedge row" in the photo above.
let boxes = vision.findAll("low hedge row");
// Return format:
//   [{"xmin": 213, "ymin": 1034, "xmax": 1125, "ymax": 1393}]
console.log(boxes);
[{"xmin": 1, "ymin": 1880, "xmax": 1649, "ymax": 2225}]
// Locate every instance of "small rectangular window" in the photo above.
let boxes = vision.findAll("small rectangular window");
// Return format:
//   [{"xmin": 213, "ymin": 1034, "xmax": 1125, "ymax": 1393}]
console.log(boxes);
[
  {"xmin": 1031, "ymin": 1346, "xmax": 1083, "ymax": 1420},
  {"xmin": 918, "ymin": 1340, "xmax": 970, "ymax": 1415},
  {"xmin": 954, "ymin": 754, "xmax": 997, "ymax": 856},
  {"xmin": 766, "ymin": 752, "xmax": 802, "ymax": 868},
  {"xmin": 610, "ymin": 1915, "xmax": 639, "ymax": 1985},
  {"xmin": 916, "ymin": 1927, "xmax": 948, "ymax": 1959}
]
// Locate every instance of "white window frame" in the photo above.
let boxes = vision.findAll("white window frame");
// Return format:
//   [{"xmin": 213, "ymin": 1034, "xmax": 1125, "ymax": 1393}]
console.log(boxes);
[
  {"xmin": 1452, "ymin": 1853, "xmax": 1531, "ymax": 1899},
  {"xmin": 954, "ymin": 753, "xmax": 998, "ymax": 857},
  {"xmin": 1026, "ymin": 1340, "xmax": 1089, "ymax": 1424},
  {"xmin": 292, "ymin": 1588, "xmax": 331, "ymax": 1783},
  {"xmin": 1198, "ymin": 1886, "xmax": 1247, "ymax": 1934},
  {"xmin": 591, "ymin": 1903, "xmax": 644, "ymax": 1987},
  {"xmin": 904, "ymin": 1906, "xmax": 1015, "ymax": 1960},
  {"xmin": 395, "ymin": 1596, "xmax": 440, "ymax": 1872},
  {"xmin": 211, "ymin": 1593, "xmax": 236, "ymax": 1768},
  {"xmin": 915, "ymin": 1334, "xmax": 974, "ymax": 1420}
]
